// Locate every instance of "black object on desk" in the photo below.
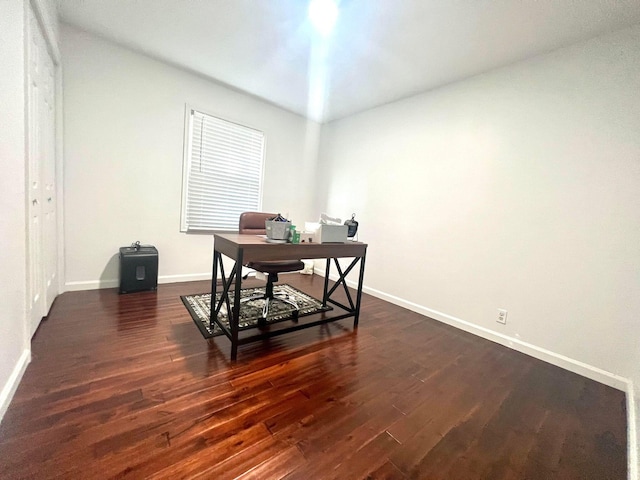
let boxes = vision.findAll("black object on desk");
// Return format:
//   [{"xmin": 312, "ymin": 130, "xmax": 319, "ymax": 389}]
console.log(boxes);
[{"xmin": 119, "ymin": 243, "xmax": 158, "ymax": 294}]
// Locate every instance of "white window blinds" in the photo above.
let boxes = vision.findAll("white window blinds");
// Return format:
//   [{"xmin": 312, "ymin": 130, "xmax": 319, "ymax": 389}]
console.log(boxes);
[{"xmin": 181, "ymin": 108, "xmax": 264, "ymax": 232}]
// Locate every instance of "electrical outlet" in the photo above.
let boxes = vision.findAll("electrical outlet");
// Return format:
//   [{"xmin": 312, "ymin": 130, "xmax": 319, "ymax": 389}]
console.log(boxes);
[{"xmin": 497, "ymin": 309, "xmax": 508, "ymax": 324}]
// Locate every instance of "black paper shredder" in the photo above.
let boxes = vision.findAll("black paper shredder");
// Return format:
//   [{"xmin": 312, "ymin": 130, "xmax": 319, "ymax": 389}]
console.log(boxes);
[{"xmin": 119, "ymin": 244, "xmax": 158, "ymax": 294}]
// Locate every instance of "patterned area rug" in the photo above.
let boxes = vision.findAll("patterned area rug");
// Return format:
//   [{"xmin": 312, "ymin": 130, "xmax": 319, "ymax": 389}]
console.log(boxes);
[{"xmin": 181, "ymin": 284, "xmax": 331, "ymax": 338}]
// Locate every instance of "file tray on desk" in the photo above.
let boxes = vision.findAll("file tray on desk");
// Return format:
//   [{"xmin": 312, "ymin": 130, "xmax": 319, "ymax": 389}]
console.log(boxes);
[{"xmin": 315, "ymin": 224, "xmax": 348, "ymax": 243}]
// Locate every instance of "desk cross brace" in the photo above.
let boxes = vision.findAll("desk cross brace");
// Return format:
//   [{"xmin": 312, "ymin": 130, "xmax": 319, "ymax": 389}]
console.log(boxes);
[
  {"xmin": 323, "ymin": 257, "xmax": 360, "ymax": 313},
  {"xmin": 209, "ymin": 250, "xmax": 236, "ymax": 340}
]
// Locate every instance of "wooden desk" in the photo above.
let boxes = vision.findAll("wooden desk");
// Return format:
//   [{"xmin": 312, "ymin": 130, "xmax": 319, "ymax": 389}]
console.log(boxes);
[{"xmin": 210, "ymin": 234, "xmax": 367, "ymax": 360}]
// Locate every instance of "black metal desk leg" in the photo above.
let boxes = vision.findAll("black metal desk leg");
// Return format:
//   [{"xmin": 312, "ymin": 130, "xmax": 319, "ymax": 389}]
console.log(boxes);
[
  {"xmin": 230, "ymin": 248, "xmax": 243, "ymax": 361},
  {"xmin": 322, "ymin": 258, "xmax": 331, "ymax": 307},
  {"xmin": 210, "ymin": 250, "xmax": 219, "ymax": 329},
  {"xmin": 354, "ymin": 250, "xmax": 366, "ymax": 328}
]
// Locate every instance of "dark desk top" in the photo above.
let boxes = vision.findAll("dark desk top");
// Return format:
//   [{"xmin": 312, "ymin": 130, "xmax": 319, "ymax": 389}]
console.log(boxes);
[{"xmin": 213, "ymin": 233, "xmax": 367, "ymax": 262}]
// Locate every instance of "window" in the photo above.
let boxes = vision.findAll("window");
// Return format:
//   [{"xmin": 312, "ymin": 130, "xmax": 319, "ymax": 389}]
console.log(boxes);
[{"xmin": 181, "ymin": 107, "xmax": 265, "ymax": 232}]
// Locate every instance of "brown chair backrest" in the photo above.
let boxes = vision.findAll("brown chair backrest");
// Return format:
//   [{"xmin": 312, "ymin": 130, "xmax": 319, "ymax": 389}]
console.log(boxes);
[{"xmin": 239, "ymin": 212, "xmax": 277, "ymax": 235}]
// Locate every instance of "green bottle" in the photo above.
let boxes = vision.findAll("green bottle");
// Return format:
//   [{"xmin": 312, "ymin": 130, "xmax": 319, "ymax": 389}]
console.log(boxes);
[{"xmin": 290, "ymin": 225, "xmax": 300, "ymax": 244}]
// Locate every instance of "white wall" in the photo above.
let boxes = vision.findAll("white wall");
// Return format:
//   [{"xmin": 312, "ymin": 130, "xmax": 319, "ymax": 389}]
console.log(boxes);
[
  {"xmin": 61, "ymin": 25, "xmax": 321, "ymax": 289},
  {"xmin": 0, "ymin": 0, "xmax": 29, "ymax": 421},
  {"xmin": 317, "ymin": 25, "xmax": 640, "ymax": 472}
]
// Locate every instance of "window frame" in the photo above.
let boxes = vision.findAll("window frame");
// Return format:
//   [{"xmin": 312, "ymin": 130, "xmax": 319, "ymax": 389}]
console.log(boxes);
[{"xmin": 180, "ymin": 105, "xmax": 265, "ymax": 233}]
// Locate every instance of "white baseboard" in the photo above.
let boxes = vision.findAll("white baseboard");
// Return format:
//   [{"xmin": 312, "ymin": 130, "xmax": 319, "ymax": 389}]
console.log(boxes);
[
  {"xmin": 158, "ymin": 273, "xmax": 213, "ymax": 283},
  {"xmin": 64, "ymin": 273, "xmax": 213, "ymax": 292},
  {"xmin": 316, "ymin": 267, "xmax": 629, "ymax": 391},
  {"xmin": 65, "ymin": 279, "xmax": 119, "ymax": 291},
  {"xmin": 0, "ymin": 349, "xmax": 31, "ymax": 424},
  {"xmin": 64, "ymin": 270, "xmax": 306, "ymax": 292},
  {"xmin": 377, "ymin": 287, "xmax": 629, "ymax": 390}
]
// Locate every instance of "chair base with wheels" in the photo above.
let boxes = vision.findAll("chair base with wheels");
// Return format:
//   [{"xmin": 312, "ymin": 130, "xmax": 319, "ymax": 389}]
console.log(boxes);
[{"xmin": 240, "ymin": 271, "xmax": 303, "ymax": 325}]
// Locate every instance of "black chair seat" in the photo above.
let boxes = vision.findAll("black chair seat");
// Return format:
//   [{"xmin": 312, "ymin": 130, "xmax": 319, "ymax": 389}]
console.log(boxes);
[{"xmin": 247, "ymin": 260, "xmax": 304, "ymax": 274}]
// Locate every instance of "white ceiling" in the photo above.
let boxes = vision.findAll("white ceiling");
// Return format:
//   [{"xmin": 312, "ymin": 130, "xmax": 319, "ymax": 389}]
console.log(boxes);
[{"xmin": 56, "ymin": 0, "xmax": 640, "ymax": 123}]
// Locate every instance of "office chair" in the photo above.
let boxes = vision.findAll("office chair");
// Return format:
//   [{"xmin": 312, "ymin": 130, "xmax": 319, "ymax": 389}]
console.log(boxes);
[{"xmin": 238, "ymin": 212, "xmax": 304, "ymax": 323}]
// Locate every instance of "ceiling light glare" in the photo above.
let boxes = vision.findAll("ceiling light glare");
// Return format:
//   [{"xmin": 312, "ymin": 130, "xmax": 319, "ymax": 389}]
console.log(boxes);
[{"xmin": 308, "ymin": 0, "xmax": 338, "ymax": 36}]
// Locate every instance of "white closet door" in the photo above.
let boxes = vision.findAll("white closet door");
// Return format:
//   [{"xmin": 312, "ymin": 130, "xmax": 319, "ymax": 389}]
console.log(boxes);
[
  {"xmin": 42, "ymin": 30, "xmax": 57, "ymax": 313},
  {"xmin": 27, "ymin": 4, "xmax": 58, "ymax": 336}
]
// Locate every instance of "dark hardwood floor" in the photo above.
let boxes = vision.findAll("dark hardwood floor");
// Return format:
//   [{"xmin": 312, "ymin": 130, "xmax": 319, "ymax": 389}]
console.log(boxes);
[{"xmin": 0, "ymin": 274, "xmax": 627, "ymax": 479}]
